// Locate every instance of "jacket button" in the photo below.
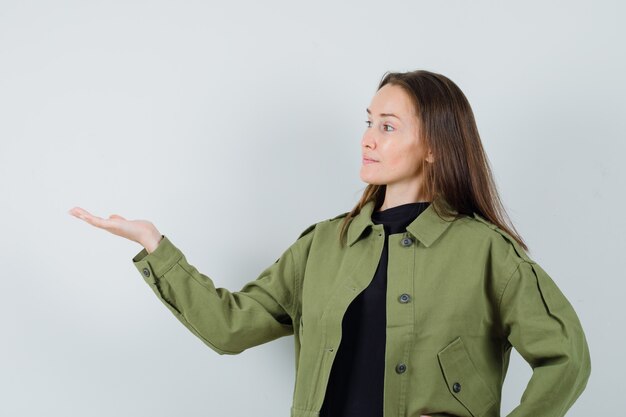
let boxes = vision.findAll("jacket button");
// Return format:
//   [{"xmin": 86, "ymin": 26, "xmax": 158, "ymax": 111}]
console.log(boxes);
[
  {"xmin": 401, "ymin": 237, "xmax": 413, "ymax": 247},
  {"xmin": 142, "ymin": 268, "xmax": 151, "ymax": 277},
  {"xmin": 398, "ymin": 293, "xmax": 411, "ymax": 303},
  {"xmin": 395, "ymin": 363, "xmax": 407, "ymax": 374},
  {"xmin": 452, "ymin": 382, "xmax": 462, "ymax": 393}
]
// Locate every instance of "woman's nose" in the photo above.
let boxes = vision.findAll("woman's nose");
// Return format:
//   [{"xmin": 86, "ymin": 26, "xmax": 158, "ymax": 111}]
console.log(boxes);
[{"xmin": 361, "ymin": 130, "xmax": 376, "ymax": 149}]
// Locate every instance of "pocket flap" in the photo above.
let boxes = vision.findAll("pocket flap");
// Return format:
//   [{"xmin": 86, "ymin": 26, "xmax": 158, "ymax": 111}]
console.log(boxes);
[{"xmin": 437, "ymin": 337, "xmax": 496, "ymax": 417}]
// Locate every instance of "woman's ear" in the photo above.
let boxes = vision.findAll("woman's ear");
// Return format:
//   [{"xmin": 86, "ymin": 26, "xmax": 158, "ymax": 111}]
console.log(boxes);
[{"xmin": 425, "ymin": 149, "xmax": 435, "ymax": 163}]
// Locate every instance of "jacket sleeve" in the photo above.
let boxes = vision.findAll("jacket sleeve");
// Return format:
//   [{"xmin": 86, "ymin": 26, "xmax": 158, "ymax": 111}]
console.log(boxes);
[
  {"xmin": 499, "ymin": 260, "xmax": 591, "ymax": 417},
  {"xmin": 132, "ymin": 234, "xmax": 302, "ymax": 355}
]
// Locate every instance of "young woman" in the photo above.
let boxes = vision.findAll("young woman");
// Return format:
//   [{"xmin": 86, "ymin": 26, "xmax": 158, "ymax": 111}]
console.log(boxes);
[{"xmin": 69, "ymin": 70, "xmax": 591, "ymax": 417}]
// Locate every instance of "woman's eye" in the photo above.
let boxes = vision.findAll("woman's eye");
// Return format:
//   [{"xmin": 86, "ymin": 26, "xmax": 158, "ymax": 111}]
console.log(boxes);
[{"xmin": 365, "ymin": 121, "xmax": 394, "ymax": 132}]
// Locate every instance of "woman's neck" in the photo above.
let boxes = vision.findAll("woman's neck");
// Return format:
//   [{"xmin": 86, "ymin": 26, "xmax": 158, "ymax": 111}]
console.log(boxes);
[{"xmin": 378, "ymin": 181, "xmax": 431, "ymax": 211}]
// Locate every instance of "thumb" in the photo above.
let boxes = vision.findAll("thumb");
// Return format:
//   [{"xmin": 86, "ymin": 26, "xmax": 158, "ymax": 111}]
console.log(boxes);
[{"xmin": 109, "ymin": 214, "xmax": 126, "ymax": 220}]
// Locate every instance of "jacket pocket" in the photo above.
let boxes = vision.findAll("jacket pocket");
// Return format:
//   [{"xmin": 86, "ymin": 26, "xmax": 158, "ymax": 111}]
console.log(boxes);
[{"xmin": 437, "ymin": 337, "xmax": 496, "ymax": 417}]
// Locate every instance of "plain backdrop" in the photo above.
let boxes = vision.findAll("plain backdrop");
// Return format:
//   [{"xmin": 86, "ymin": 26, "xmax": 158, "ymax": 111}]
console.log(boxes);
[{"xmin": 1, "ymin": 0, "xmax": 624, "ymax": 416}]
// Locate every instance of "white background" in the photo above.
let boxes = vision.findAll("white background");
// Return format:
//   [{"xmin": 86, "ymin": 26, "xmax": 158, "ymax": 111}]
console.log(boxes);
[{"xmin": 1, "ymin": 0, "xmax": 624, "ymax": 415}]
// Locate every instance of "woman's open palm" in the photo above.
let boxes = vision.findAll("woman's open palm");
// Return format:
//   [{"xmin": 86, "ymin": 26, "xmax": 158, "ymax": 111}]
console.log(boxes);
[{"xmin": 68, "ymin": 206, "xmax": 161, "ymax": 250}]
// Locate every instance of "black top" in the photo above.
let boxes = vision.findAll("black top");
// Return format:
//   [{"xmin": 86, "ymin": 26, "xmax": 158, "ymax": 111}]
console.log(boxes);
[{"xmin": 319, "ymin": 201, "xmax": 431, "ymax": 417}]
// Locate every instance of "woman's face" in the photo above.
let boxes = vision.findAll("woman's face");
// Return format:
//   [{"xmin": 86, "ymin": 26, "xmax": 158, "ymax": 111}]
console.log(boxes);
[{"xmin": 360, "ymin": 83, "xmax": 433, "ymax": 187}]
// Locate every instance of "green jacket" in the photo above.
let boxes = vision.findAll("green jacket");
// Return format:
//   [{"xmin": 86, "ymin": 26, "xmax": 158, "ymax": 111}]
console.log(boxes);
[{"xmin": 132, "ymin": 198, "xmax": 591, "ymax": 417}]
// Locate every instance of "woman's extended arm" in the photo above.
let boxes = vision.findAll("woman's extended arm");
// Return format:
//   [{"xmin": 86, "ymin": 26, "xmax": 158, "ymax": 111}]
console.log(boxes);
[
  {"xmin": 68, "ymin": 206, "xmax": 305, "ymax": 355},
  {"xmin": 131, "ymin": 234, "xmax": 300, "ymax": 355}
]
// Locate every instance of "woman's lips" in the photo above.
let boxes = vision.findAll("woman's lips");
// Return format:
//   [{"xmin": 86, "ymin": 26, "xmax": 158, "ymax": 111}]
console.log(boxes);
[{"xmin": 363, "ymin": 157, "xmax": 378, "ymax": 165}]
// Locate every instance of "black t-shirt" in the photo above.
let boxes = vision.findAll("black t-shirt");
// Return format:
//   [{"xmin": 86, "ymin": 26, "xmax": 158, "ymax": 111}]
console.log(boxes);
[{"xmin": 320, "ymin": 201, "xmax": 431, "ymax": 417}]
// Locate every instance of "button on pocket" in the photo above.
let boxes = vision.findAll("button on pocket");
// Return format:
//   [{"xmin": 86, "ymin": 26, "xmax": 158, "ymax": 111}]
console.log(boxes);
[{"xmin": 437, "ymin": 337, "xmax": 496, "ymax": 417}]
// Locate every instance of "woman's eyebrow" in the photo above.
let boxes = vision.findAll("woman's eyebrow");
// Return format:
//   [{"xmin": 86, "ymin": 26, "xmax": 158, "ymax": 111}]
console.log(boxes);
[{"xmin": 366, "ymin": 108, "xmax": 400, "ymax": 119}]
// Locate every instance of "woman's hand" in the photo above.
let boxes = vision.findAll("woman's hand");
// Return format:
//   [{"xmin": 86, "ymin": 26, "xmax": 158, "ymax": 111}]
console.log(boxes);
[{"xmin": 68, "ymin": 206, "xmax": 163, "ymax": 253}]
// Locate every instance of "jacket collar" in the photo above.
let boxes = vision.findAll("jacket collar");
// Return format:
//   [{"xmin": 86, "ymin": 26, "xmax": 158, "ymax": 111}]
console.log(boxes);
[{"xmin": 347, "ymin": 196, "xmax": 458, "ymax": 248}]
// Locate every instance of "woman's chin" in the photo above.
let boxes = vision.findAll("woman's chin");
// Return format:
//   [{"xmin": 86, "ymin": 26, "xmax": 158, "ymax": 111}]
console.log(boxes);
[{"xmin": 359, "ymin": 174, "xmax": 384, "ymax": 185}]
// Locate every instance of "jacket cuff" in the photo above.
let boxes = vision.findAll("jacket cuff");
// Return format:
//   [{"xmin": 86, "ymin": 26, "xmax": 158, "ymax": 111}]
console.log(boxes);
[{"xmin": 132, "ymin": 235, "xmax": 183, "ymax": 284}]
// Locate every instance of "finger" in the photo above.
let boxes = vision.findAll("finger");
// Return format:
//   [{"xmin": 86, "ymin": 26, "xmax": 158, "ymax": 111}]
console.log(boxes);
[
  {"xmin": 69, "ymin": 208, "xmax": 106, "ymax": 228},
  {"xmin": 75, "ymin": 209, "xmax": 95, "ymax": 222},
  {"xmin": 68, "ymin": 207, "xmax": 83, "ymax": 217},
  {"xmin": 68, "ymin": 206, "xmax": 92, "ymax": 219}
]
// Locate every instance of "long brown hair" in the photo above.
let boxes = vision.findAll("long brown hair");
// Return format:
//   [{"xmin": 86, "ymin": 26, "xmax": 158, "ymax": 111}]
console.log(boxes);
[{"xmin": 338, "ymin": 69, "xmax": 529, "ymax": 252}]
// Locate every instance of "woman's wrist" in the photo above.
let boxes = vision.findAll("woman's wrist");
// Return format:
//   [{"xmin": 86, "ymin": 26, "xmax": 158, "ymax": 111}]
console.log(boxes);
[{"xmin": 143, "ymin": 230, "xmax": 163, "ymax": 254}]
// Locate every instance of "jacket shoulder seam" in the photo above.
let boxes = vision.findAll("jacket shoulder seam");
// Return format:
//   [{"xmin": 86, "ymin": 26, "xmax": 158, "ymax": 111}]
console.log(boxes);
[
  {"xmin": 297, "ymin": 211, "xmax": 349, "ymax": 240},
  {"xmin": 470, "ymin": 216, "xmax": 532, "ymax": 263}
]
